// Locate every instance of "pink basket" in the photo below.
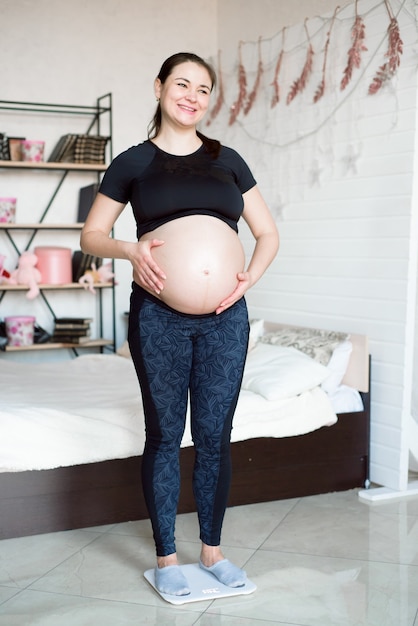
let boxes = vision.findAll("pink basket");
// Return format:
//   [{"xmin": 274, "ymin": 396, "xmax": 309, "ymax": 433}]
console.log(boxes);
[{"xmin": 5, "ymin": 315, "xmax": 35, "ymax": 346}]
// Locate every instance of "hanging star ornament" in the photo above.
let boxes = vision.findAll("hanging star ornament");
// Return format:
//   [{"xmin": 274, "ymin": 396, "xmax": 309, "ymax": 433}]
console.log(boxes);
[
  {"xmin": 309, "ymin": 159, "xmax": 324, "ymax": 187},
  {"xmin": 273, "ymin": 195, "xmax": 286, "ymax": 221},
  {"xmin": 342, "ymin": 144, "xmax": 361, "ymax": 175}
]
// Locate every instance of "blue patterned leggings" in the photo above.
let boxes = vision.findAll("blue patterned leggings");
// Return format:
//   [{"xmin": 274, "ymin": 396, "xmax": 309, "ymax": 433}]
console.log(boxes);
[{"xmin": 128, "ymin": 284, "xmax": 249, "ymax": 556}]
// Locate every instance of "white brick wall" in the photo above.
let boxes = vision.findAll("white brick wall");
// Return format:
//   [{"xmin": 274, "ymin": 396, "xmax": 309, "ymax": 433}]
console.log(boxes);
[{"xmin": 214, "ymin": 0, "xmax": 418, "ymax": 490}]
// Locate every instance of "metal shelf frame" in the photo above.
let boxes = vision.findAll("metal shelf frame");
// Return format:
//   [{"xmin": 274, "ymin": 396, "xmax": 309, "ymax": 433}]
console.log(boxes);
[{"xmin": 0, "ymin": 94, "xmax": 116, "ymax": 354}]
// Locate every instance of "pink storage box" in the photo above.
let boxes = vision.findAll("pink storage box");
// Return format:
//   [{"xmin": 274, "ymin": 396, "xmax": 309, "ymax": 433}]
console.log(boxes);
[
  {"xmin": 5, "ymin": 315, "xmax": 35, "ymax": 346},
  {"xmin": 0, "ymin": 197, "xmax": 16, "ymax": 223},
  {"xmin": 21, "ymin": 139, "xmax": 45, "ymax": 162},
  {"xmin": 35, "ymin": 246, "xmax": 72, "ymax": 284}
]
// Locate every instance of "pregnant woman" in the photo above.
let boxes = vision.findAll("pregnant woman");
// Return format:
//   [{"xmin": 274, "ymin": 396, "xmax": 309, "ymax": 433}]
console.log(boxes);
[{"xmin": 81, "ymin": 52, "xmax": 279, "ymax": 597}]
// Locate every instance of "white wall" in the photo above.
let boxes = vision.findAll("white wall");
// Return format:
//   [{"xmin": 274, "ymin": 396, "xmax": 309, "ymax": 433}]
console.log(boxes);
[
  {"xmin": 0, "ymin": 0, "xmax": 217, "ymax": 358},
  {"xmin": 211, "ymin": 0, "xmax": 418, "ymax": 490}
]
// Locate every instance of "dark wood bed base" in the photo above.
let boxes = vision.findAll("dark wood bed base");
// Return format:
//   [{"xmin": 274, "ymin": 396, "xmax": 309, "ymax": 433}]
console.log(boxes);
[{"xmin": 0, "ymin": 388, "xmax": 370, "ymax": 540}]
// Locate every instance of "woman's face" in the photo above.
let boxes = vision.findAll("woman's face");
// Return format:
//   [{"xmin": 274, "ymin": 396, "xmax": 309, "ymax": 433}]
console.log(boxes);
[{"xmin": 155, "ymin": 61, "xmax": 212, "ymax": 130}]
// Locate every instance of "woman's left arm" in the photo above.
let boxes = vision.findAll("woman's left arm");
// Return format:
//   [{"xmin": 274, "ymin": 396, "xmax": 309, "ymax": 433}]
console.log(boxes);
[{"xmin": 216, "ymin": 185, "xmax": 279, "ymax": 314}]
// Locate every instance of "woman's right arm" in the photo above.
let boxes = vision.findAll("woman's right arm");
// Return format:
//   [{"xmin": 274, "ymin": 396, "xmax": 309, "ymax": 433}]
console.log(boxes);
[{"xmin": 80, "ymin": 192, "xmax": 166, "ymax": 294}]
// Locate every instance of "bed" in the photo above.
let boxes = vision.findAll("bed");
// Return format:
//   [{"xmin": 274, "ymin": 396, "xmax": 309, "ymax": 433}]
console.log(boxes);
[{"xmin": 0, "ymin": 321, "xmax": 370, "ymax": 539}]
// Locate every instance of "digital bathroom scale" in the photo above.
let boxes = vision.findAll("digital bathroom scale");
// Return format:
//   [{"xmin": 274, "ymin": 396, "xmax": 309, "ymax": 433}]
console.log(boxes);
[{"xmin": 144, "ymin": 562, "xmax": 257, "ymax": 605}]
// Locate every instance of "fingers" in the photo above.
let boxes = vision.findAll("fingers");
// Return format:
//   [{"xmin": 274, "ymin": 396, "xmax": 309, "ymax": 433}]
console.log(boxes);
[
  {"xmin": 134, "ymin": 239, "xmax": 166, "ymax": 294},
  {"xmin": 216, "ymin": 273, "xmax": 250, "ymax": 314}
]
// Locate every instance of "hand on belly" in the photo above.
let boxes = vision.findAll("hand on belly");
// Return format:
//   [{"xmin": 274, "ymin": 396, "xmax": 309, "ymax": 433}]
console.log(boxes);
[{"xmin": 140, "ymin": 215, "xmax": 245, "ymax": 314}]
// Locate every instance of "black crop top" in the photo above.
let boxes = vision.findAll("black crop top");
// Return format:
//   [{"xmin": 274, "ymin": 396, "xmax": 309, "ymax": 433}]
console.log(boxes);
[{"xmin": 99, "ymin": 140, "xmax": 257, "ymax": 238}]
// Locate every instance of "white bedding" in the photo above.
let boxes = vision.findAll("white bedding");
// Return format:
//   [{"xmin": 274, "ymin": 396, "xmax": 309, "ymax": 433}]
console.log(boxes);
[{"xmin": 0, "ymin": 350, "xmax": 358, "ymax": 473}]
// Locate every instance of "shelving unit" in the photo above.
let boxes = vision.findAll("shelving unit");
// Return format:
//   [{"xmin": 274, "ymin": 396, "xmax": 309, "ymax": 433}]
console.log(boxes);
[{"xmin": 0, "ymin": 94, "xmax": 115, "ymax": 355}]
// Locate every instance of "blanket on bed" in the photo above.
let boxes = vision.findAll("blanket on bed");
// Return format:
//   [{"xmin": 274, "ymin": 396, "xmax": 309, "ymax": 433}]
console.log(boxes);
[{"xmin": 0, "ymin": 351, "xmax": 341, "ymax": 472}]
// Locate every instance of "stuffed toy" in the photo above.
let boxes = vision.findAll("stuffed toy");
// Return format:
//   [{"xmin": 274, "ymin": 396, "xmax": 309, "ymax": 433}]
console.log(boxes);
[
  {"xmin": 6, "ymin": 251, "xmax": 42, "ymax": 299},
  {"xmin": 79, "ymin": 261, "xmax": 115, "ymax": 294},
  {"xmin": 0, "ymin": 254, "xmax": 10, "ymax": 282}
]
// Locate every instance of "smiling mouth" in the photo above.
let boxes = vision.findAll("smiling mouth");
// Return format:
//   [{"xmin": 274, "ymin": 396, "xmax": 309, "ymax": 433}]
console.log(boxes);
[{"xmin": 179, "ymin": 104, "xmax": 197, "ymax": 112}]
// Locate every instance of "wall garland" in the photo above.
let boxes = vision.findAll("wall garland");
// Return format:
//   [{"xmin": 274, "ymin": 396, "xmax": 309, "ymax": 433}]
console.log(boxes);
[
  {"xmin": 207, "ymin": 0, "xmax": 406, "ymax": 131},
  {"xmin": 204, "ymin": 0, "xmax": 414, "ymax": 221}
]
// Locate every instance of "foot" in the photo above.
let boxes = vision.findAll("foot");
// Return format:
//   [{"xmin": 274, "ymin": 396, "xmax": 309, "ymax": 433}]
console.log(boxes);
[
  {"xmin": 155, "ymin": 564, "xmax": 191, "ymax": 596},
  {"xmin": 199, "ymin": 559, "xmax": 247, "ymax": 588}
]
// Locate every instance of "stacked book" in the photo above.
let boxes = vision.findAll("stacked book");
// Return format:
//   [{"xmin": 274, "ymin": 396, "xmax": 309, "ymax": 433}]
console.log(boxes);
[
  {"xmin": 47, "ymin": 134, "xmax": 108, "ymax": 164},
  {"xmin": 72, "ymin": 251, "xmax": 102, "ymax": 283},
  {"xmin": 51, "ymin": 317, "xmax": 93, "ymax": 344}
]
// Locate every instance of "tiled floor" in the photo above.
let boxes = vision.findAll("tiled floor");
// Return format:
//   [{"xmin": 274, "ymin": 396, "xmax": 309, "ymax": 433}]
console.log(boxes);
[{"xmin": 0, "ymin": 489, "xmax": 417, "ymax": 625}]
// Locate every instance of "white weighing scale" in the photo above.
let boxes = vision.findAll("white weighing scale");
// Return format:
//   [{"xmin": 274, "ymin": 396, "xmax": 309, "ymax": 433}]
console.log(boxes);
[{"xmin": 144, "ymin": 563, "xmax": 257, "ymax": 605}]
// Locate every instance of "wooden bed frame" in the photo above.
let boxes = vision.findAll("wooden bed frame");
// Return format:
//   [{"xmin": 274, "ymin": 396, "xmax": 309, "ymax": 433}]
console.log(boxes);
[{"xmin": 0, "ymin": 324, "xmax": 370, "ymax": 540}]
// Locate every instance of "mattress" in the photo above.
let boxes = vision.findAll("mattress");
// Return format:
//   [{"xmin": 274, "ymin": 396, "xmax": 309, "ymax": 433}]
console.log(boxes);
[{"xmin": 0, "ymin": 350, "xmax": 362, "ymax": 473}]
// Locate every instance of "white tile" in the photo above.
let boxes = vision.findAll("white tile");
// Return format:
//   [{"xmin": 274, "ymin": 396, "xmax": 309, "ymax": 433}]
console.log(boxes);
[
  {"xmin": 1, "ymin": 490, "xmax": 417, "ymax": 626},
  {"xmin": 0, "ymin": 589, "xmax": 201, "ymax": 626},
  {"xmin": 0, "ymin": 530, "xmax": 102, "ymax": 588},
  {"xmin": 262, "ymin": 491, "xmax": 418, "ymax": 565},
  {"xmin": 210, "ymin": 499, "xmax": 299, "ymax": 550},
  {"xmin": 27, "ymin": 534, "xmax": 216, "ymax": 612},
  {"xmin": 0, "ymin": 587, "xmax": 19, "ymax": 605},
  {"xmin": 198, "ymin": 615, "xmax": 293, "ymax": 625},
  {"xmin": 104, "ymin": 518, "xmax": 153, "ymax": 539},
  {"xmin": 107, "ymin": 498, "xmax": 296, "ymax": 551},
  {"xmin": 28, "ymin": 533, "xmax": 160, "ymax": 605},
  {"xmin": 205, "ymin": 550, "xmax": 418, "ymax": 626}
]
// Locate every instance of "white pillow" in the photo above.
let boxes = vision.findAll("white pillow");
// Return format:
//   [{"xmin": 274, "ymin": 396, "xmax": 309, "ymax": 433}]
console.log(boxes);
[
  {"xmin": 116, "ymin": 340, "xmax": 131, "ymax": 359},
  {"xmin": 260, "ymin": 327, "xmax": 349, "ymax": 365},
  {"xmin": 242, "ymin": 343, "xmax": 330, "ymax": 401},
  {"xmin": 321, "ymin": 340, "xmax": 353, "ymax": 395},
  {"xmin": 248, "ymin": 318, "xmax": 264, "ymax": 352}
]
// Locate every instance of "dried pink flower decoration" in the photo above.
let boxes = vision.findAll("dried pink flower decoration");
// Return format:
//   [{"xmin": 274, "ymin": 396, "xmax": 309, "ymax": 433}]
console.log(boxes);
[
  {"xmin": 314, "ymin": 6, "xmax": 339, "ymax": 103},
  {"xmin": 229, "ymin": 42, "xmax": 247, "ymax": 125},
  {"xmin": 341, "ymin": 0, "xmax": 367, "ymax": 91},
  {"xmin": 368, "ymin": 0, "xmax": 403, "ymax": 95},
  {"xmin": 244, "ymin": 37, "xmax": 264, "ymax": 115},
  {"xmin": 271, "ymin": 28, "xmax": 286, "ymax": 108},
  {"xmin": 206, "ymin": 50, "xmax": 225, "ymax": 126},
  {"xmin": 287, "ymin": 19, "xmax": 314, "ymax": 105}
]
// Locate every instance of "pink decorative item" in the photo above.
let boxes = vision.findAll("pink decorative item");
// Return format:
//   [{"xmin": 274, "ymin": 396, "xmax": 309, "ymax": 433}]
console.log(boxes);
[
  {"xmin": 7, "ymin": 251, "xmax": 41, "ymax": 299},
  {"xmin": 79, "ymin": 261, "xmax": 115, "ymax": 294},
  {"xmin": 0, "ymin": 254, "xmax": 11, "ymax": 281},
  {"xmin": 35, "ymin": 246, "xmax": 72, "ymax": 284},
  {"xmin": 5, "ymin": 315, "xmax": 36, "ymax": 347},
  {"xmin": 21, "ymin": 139, "xmax": 45, "ymax": 162},
  {"xmin": 0, "ymin": 197, "xmax": 16, "ymax": 223}
]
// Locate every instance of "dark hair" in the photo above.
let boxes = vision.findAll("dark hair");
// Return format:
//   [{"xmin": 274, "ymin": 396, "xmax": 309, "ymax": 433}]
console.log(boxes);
[{"xmin": 147, "ymin": 52, "xmax": 221, "ymax": 158}]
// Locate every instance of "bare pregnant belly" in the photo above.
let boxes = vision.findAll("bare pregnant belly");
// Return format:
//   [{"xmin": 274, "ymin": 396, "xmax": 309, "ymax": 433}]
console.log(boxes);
[{"xmin": 139, "ymin": 215, "xmax": 245, "ymax": 314}]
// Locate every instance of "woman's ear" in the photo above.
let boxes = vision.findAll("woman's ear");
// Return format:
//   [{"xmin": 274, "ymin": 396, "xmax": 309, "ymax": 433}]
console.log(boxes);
[{"xmin": 154, "ymin": 78, "xmax": 162, "ymax": 101}]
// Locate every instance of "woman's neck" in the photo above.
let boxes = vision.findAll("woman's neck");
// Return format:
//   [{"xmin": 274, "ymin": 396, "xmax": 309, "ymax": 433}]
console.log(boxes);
[{"xmin": 152, "ymin": 127, "xmax": 202, "ymax": 156}]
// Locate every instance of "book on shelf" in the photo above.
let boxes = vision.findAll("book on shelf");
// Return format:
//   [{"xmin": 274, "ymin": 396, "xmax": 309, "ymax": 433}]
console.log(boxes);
[
  {"xmin": 77, "ymin": 183, "xmax": 99, "ymax": 222},
  {"xmin": 73, "ymin": 135, "xmax": 108, "ymax": 164},
  {"xmin": 54, "ymin": 317, "xmax": 93, "ymax": 325},
  {"xmin": 52, "ymin": 317, "xmax": 91, "ymax": 340},
  {"xmin": 47, "ymin": 134, "xmax": 108, "ymax": 164},
  {"xmin": 72, "ymin": 251, "xmax": 102, "ymax": 282},
  {"xmin": 47, "ymin": 134, "xmax": 78, "ymax": 163},
  {"xmin": 0, "ymin": 133, "xmax": 10, "ymax": 160},
  {"xmin": 53, "ymin": 327, "xmax": 91, "ymax": 337},
  {"xmin": 50, "ymin": 334, "xmax": 93, "ymax": 345},
  {"xmin": 54, "ymin": 322, "xmax": 91, "ymax": 331}
]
